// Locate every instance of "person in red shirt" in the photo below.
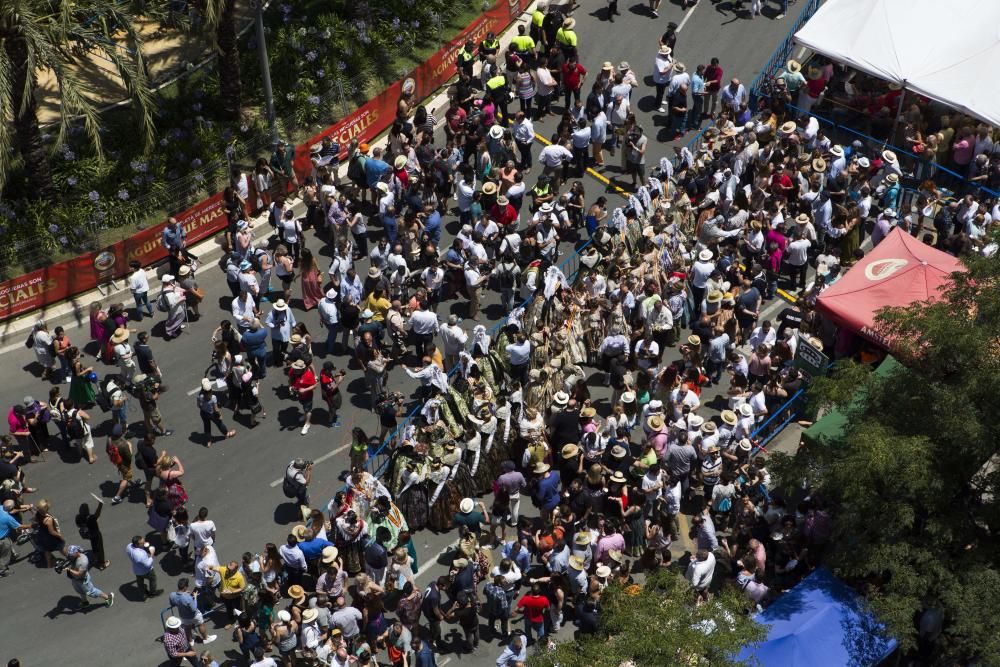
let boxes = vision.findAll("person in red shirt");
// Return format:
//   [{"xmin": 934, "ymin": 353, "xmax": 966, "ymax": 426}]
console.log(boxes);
[
  {"xmin": 703, "ymin": 57, "xmax": 723, "ymax": 118},
  {"xmin": 489, "ymin": 195, "xmax": 518, "ymax": 227},
  {"xmin": 319, "ymin": 361, "xmax": 346, "ymax": 427},
  {"xmin": 444, "ymin": 101, "xmax": 467, "ymax": 140},
  {"xmin": 515, "ymin": 582, "xmax": 551, "ymax": 644},
  {"xmin": 560, "ymin": 56, "xmax": 588, "ymax": 113},
  {"xmin": 288, "ymin": 359, "xmax": 318, "ymax": 435}
]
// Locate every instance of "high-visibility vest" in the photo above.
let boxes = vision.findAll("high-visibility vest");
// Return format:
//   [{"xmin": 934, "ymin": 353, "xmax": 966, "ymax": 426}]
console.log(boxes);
[
  {"xmin": 531, "ymin": 9, "xmax": 544, "ymax": 27},
  {"xmin": 486, "ymin": 75, "xmax": 507, "ymax": 91},
  {"xmin": 480, "ymin": 38, "xmax": 499, "ymax": 52},
  {"xmin": 532, "ymin": 183, "xmax": 551, "ymax": 198},
  {"xmin": 555, "ymin": 28, "xmax": 577, "ymax": 47},
  {"xmin": 457, "ymin": 47, "xmax": 474, "ymax": 66},
  {"xmin": 511, "ymin": 35, "xmax": 535, "ymax": 52}
]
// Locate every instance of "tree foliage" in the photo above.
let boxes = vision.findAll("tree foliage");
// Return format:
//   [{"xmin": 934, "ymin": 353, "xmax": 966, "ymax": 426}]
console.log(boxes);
[
  {"xmin": 531, "ymin": 569, "xmax": 766, "ymax": 667},
  {"xmin": 771, "ymin": 251, "xmax": 1000, "ymax": 665}
]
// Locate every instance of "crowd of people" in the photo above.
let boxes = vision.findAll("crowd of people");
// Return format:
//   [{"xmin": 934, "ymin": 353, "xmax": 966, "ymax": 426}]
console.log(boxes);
[{"xmin": 3, "ymin": 2, "xmax": 999, "ymax": 667}]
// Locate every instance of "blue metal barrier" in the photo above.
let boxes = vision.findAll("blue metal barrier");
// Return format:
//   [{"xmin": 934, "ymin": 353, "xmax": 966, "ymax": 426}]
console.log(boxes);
[{"xmin": 748, "ymin": 0, "xmax": 824, "ymax": 103}]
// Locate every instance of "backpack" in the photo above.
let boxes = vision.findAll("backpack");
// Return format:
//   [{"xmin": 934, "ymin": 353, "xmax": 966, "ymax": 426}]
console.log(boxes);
[
  {"xmin": 282, "ymin": 464, "xmax": 304, "ymax": 499},
  {"xmin": 156, "ymin": 291, "xmax": 170, "ymax": 313},
  {"xmin": 66, "ymin": 409, "xmax": 86, "ymax": 440},
  {"xmin": 347, "ymin": 154, "xmax": 367, "ymax": 182},
  {"xmin": 527, "ymin": 442, "xmax": 547, "ymax": 466},
  {"xmin": 106, "ymin": 440, "xmax": 124, "ymax": 466}
]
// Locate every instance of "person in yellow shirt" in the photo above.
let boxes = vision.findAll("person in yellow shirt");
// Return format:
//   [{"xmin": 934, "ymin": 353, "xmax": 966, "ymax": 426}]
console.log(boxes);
[
  {"xmin": 215, "ymin": 561, "xmax": 246, "ymax": 626},
  {"xmin": 364, "ymin": 287, "xmax": 391, "ymax": 322},
  {"xmin": 531, "ymin": 2, "xmax": 546, "ymax": 44},
  {"xmin": 510, "ymin": 24, "xmax": 536, "ymax": 66},
  {"xmin": 555, "ymin": 17, "xmax": 578, "ymax": 58}
]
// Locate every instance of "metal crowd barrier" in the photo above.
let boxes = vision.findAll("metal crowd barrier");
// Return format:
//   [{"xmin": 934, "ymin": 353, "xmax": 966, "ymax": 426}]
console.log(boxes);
[{"xmin": 748, "ymin": 0, "xmax": 825, "ymax": 104}]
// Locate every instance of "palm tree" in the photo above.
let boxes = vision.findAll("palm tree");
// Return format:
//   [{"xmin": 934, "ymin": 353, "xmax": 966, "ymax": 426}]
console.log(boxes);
[
  {"xmin": 203, "ymin": 0, "xmax": 242, "ymax": 121},
  {"xmin": 0, "ymin": 0, "xmax": 157, "ymax": 200}
]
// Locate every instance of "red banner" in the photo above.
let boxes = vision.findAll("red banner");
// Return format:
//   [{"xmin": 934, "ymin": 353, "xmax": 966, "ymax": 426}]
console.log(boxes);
[{"xmin": 0, "ymin": 0, "xmax": 531, "ymax": 324}]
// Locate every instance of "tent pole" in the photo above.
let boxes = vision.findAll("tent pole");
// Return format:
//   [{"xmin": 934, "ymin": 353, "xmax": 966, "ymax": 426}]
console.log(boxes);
[{"xmin": 890, "ymin": 80, "xmax": 907, "ymax": 145}]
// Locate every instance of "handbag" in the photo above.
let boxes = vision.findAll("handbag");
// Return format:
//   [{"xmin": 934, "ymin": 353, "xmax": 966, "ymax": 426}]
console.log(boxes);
[
  {"xmin": 367, "ymin": 356, "xmax": 387, "ymax": 374},
  {"xmin": 191, "ymin": 287, "xmax": 206, "ymax": 302}
]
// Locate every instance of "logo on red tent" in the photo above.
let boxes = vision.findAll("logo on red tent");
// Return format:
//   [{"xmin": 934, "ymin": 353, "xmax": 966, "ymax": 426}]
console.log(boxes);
[{"xmin": 864, "ymin": 258, "xmax": 908, "ymax": 281}]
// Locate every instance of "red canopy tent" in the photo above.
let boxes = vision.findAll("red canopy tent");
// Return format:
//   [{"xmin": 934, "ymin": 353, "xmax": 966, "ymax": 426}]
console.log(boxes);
[{"xmin": 817, "ymin": 228, "xmax": 965, "ymax": 347}]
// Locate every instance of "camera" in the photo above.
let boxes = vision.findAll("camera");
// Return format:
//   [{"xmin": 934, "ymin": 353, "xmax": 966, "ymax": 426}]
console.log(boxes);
[{"xmin": 54, "ymin": 558, "xmax": 71, "ymax": 575}]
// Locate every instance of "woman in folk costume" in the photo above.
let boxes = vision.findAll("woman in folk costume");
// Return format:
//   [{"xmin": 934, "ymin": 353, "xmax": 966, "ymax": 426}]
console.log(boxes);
[
  {"xmin": 347, "ymin": 467, "xmax": 391, "ymax": 521},
  {"xmin": 437, "ymin": 392, "xmax": 464, "ymax": 439},
  {"xmin": 442, "ymin": 441, "xmax": 476, "ymax": 501},
  {"xmin": 491, "ymin": 395, "xmax": 515, "ymax": 465},
  {"xmin": 467, "ymin": 404, "xmax": 499, "ymax": 492},
  {"xmin": 522, "ymin": 368, "xmax": 549, "ymax": 414},
  {"xmin": 425, "ymin": 457, "xmax": 458, "ymax": 533}
]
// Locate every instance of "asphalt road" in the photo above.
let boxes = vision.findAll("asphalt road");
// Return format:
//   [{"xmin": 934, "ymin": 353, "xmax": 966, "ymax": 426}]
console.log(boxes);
[{"xmin": 0, "ymin": 4, "xmax": 799, "ymax": 665}]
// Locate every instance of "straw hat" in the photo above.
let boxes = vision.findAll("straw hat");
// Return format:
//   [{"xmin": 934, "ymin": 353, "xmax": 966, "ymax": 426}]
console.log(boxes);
[
  {"xmin": 273, "ymin": 299, "xmax": 289, "ymax": 311},
  {"xmin": 701, "ymin": 422, "xmax": 717, "ymax": 434},
  {"xmin": 608, "ymin": 549, "xmax": 624, "ymax": 564},
  {"xmin": 721, "ymin": 410, "xmax": 738, "ymax": 426},
  {"xmin": 707, "ymin": 290, "xmax": 723, "ymax": 304},
  {"xmin": 618, "ymin": 61, "xmax": 630, "ymax": 71},
  {"xmin": 647, "ymin": 415, "xmax": 665, "ymax": 431},
  {"xmin": 811, "ymin": 157, "xmax": 827, "ymax": 172},
  {"xmin": 596, "ymin": 565, "xmax": 612, "ymax": 578},
  {"xmin": 796, "ymin": 213, "xmax": 811, "ymax": 225},
  {"xmin": 687, "ymin": 414, "xmax": 705, "ymax": 429},
  {"xmin": 290, "ymin": 333, "xmax": 303, "ymax": 345},
  {"xmin": 609, "ymin": 471, "xmax": 627, "ymax": 484},
  {"xmin": 830, "ymin": 144, "xmax": 844, "ymax": 158},
  {"xmin": 291, "ymin": 359, "xmax": 307, "ymax": 371},
  {"xmin": 165, "ymin": 616, "xmax": 182, "ymax": 630},
  {"xmin": 540, "ymin": 202, "xmax": 554, "ymax": 214},
  {"xmin": 291, "ymin": 525, "xmax": 309, "ymax": 542},
  {"xmin": 738, "ymin": 438, "xmax": 753, "ymax": 452},
  {"xmin": 698, "ymin": 248, "xmax": 713, "ymax": 262},
  {"xmin": 621, "ymin": 391, "xmax": 636, "ymax": 404},
  {"xmin": 673, "ymin": 62, "xmax": 686, "ymax": 73},
  {"xmin": 161, "ymin": 274, "xmax": 175, "ymax": 284},
  {"xmin": 857, "ymin": 156, "xmax": 871, "ymax": 169},
  {"xmin": 563, "ymin": 17, "xmax": 575, "ymax": 28},
  {"xmin": 779, "ymin": 121, "xmax": 797, "ymax": 135},
  {"xmin": 881, "ymin": 150, "xmax": 898, "ymax": 165},
  {"xmin": 392, "ymin": 155, "xmax": 407, "ymax": 169},
  {"xmin": 580, "ymin": 406, "xmax": 597, "ymax": 418},
  {"xmin": 375, "ymin": 181, "xmax": 389, "ymax": 194},
  {"xmin": 496, "ymin": 195, "xmax": 509, "ymax": 206},
  {"xmin": 302, "ymin": 608, "xmax": 319, "ymax": 624},
  {"xmin": 288, "ymin": 584, "xmax": 306, "ymax": 602},
  {"xmin": 200, "ymin": 378, "xmax": 213, "ymax": 392},
  {"xmin": 568, "ymin": 555, "xmax": 586, "ymax": 570},
  {"xmin": 739, "ymin": 403, "xmax": 754, "ymax": 417},
  {"xmin": 553, "ymin": 391, "xmax": 569, "ymax": 406},
  {"xmin": 533, "ymin": 462, "xmax": 551, "ymax": 474},
  {"xmin": 610, "ymin": 445, "xmax": 627, "ymax": 458},
  {"xmin": 658, "ymin": 45, "xmax": 672, "ymax": 56},
  {"xmin": 277, "ymin": 610, "xmax": 292, "ymax": 623},
  {"xmin": 326, "ymin": 288, "xmax": 338, "ymax": 300},
  {"xmin": 787, "ymin": 59, "xmax": 802, "ymax": 73},
  {"xmin": 562, "ymin": 443, "xmax": 580, "ymax": 459},
  {"xmin": 489, "ymin": 125, "xmax": 505, "ymax": 140},
  {"xmin": 367, "ymin": 267, "xmax": 382, "ymax": 279},
  {"xmin": 602, "ymin": 61, "xmax": 614, "ymax": 71},
  {"xmin": 687, "ymin": 334, "xmax": 701, "ymax": 347},
  {"xmin": 178, "ymin": 265, "xmax": 191, "ymax": 276},
  {"xmin": 574, "ymin": 532, "xmax": 591, "ymax": 546},
  {"xmin": 321, "ymin": 546, "xmax": 339, "ymax": 564},
  {"xmin": 459, "ymin": 498, "xmax": 475, "ymax": 514},
  {"xmin": 886, "ymin": 173, "xmax": 899, "ymax": 184},
  {"xmin": 110, "ymin": 328, "xmax": 129, "ymax": 344}
]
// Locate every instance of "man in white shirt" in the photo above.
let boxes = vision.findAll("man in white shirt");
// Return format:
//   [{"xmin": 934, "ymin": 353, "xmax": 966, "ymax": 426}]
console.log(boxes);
[
  {"xmin": 506, "ymin": 333, "xmax": 532, "ymax": 386},
  {"xmin": 537, "ymin": 141, "xmax": 574, "ymax": 189},
  {"xmin": 464, "ymin": 258, "xmax": 488, "ymax": 320},
  {"xmin": 784, "ymin": 230, "xmax": 811, "ymax": 291},
  {"xmin": 685, "ymin": 548, "xmax": 716, "ymax": 600},
  {"xmin": 318, "ymin": 288, "xmax": 340, "ymax": 355},
  {"xmin": 439, "ymin": 314, "xmax": 468, "ymax": 370},
  {"xmin": 231, "ymin": 292, "xmax": 257, "ymax": 332},
  {"xmin": 511, "ymin": 111, "xmax": 535, "ymax": 171},
  {"xmin": 407, "ymin": 301, "xmax": 439, "ymax": 356},
  {"xmin": 189, "ymin": 507, "xmax": 217, "ymax": 552},
  {"xmin": 748, "ymin": 321, "xmax": 777, "ymax": 351},
  {"xmin": 689, "ymin": 249, "xmax": 715, "ymax": 316},
  {"xmin": 420, "ymin": 262, "xmax": 445, "ymax": 306},
  {"xmin": 129, "ymin": 261, "xmax": 154, "ymax": 321},
  {"xmin": 719, "ymin": 78, "xmax": 747, "ymax": 115}
]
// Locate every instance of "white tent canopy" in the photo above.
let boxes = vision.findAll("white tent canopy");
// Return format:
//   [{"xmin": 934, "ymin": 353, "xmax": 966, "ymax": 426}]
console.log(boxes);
[{"xmin": 793, "ymin": 0, "xmax": 1000, "ymax": 127}]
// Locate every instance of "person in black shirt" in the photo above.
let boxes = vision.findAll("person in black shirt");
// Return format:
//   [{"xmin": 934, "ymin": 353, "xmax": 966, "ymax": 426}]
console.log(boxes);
[
  {"xmin": 421, "ymin": 576, "xmax": 448, "ymax": 649},
  {"xmin": 776, "ymin": 304, "xmax": 803, "ymax": 340},
  {"xmin": 547, "ymin": 402, "xmax": 580, "ymax": 448},
  {"xmin": 75, "ymin": 502, "xmax": 109, "ymax": 569},
  {"xmin": 134, "ymin": 331, "xmax": 163, "ymax": 383},
  {"xmin": 575, "ymin": 598, "xmax": 600, "ymax": 637},
  {"xmin": 602, "ymin": 443, "xmax": 632, "ymax": 476}
]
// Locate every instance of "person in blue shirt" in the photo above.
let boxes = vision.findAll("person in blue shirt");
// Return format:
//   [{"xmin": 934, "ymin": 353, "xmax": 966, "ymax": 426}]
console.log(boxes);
[
  {"xmin": 423, "ymin": 208, "xmax": 442, "ymax": 246},
  {"xmin": 168, "ymin": 577, "xmax": 216, "ymax": 645},
  {"xmin": 411, "ymin": 637, "xmax": 438, "ymax": 667},
  {"xmin": 689, "ymin": 64, "xmax": 706, "ymax": 131},
  {"xmin": 0, "ymin": 500, "xmax": 30, "ymax": 574},
  {"xmin": 364, "ymin": 147, "xmax": 391, "ymax": 197},
  {"xmin": 532, "ymin": 463, "xmax": 562, "ymax": 526},
  {"xmin": 240, "ymin": 321, "xmax": 270, "ymax": 379}
]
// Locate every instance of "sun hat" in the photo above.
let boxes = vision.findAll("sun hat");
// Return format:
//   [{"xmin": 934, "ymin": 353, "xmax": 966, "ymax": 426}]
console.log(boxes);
[
  {"xmin": 687, "ymin": 414, "xmax": 705, "ymax": 429},
  {"xmin": 574, "ymin": 532, "xmax": 591, "ymax": 546},
  {"xmin": 165, "ymin": 616, "xmax": 182, "ymax": 630},
  {"xmin": 179, "ymin": 264, "xmax": 192, "ymax": 276},
  {"xmin": 489, "ymin": 125, "xmax": 505, "ymax": 140},
  {"xmin": 110, "ymin": 328, "xmax": 129, "ymax": 344},
  {"xmin": 482, "ymin": 181, "xmax": 499, "ymax": 195},
  {"xmin": 611, "ymin": 445, "xmax": 627, "ymax": 458},
  {"xmin": 393, "ymin": 155, "xmax": 407, "ymax": 169},
  {"xmin": 562, "ymin": 443, "xmax": 580, "ymax": 459},
  {"xmin": 687, "ymin": 334, "xmax": 702, "ymax": 347},
  {"xmin": 290, "ymin": 333, "xmax": 303, "ymax": 345},
  {"xmin": 277, "ymin": 610, "xmax": 292, "ymax": 622},
  {"xmin": 621, "ymin": 391, "xmax": 636, "ymax": 404},
  {"xmin": 553, "ymin": 391, "xmax": 569, "ymax": 406},
  {"xmin": 568, "ymin": 555, "xmax": 586, "ymax": 570},
  {"xmin": 321, "ymin": 546, "xmax": 339, "ymax": 564},
  {"xmin": 812, "ymin": 157, "xmax": 827, "ymax": 172},
  {"xmin": 326, "ymin": 288, "xmax": 338, "ymax": 300},
  {"xmin": 273, "ymin": 299, "xmax": 288, "ymax": 311},
  {"xmin": 161, "ymin": 274, "xmax": 175, "ymax": 283},
  {"xmin": 288, "ymin": 584, "xmax": 306, "ymax": 602},
  {"xmin": 881, "ymin": 150, "xmax": 898, "ymax": 165},
  {"xmin": 787, "ymin": 59, "xmax": 801, "ymax": 73},
  {"xmin": 533, "ymin": 462, "xmax": 551, "ymax": 474},
  {"xmin": 673, "ymin": 62, "xmax": 686, "ymax": 73},
  {"xmin": 739, "ymin": 403, "xmax": 754, "ymax": 417},
  {"xmin": 291, "ymin": 525, "xmax": 309, "ymax": 542},
  {"xmin": 580, "ymin": 406, "xmax": 597, "ymax": 418},
  {"xmin": 738, "ymin": 438, "xmax": 753, "ymax": 452},
  {"xmin": 698, "ymin": 249, "xmax": 713, "ymax": 262},
  {"xmin": 302, "ymin": 608, "xmax": 319, "ymax": 624},
  {"xmin": 658, "ymin": 45, "xmax": 672, "ymax": 56},
  {"xmin": 701, "ymin": 422, "xmax": 717, "ymax": 434},
  {"xmin": 647, "ymin": 415, "xmax": 665, "ymax": 431},
  {"xmin": 609, "ymin": 471, "xmax": 627, "ymax": 484},
  {"xmin": 721, "ymin": 410, "xmax": 738, "ymax": 426},
  {"xmin": 596, "ymin": 565, "xmax": 612, "ymax": 578},
  {"xmin": 779, "ymin": 121, "xmax": 797, "ymax": 135}
]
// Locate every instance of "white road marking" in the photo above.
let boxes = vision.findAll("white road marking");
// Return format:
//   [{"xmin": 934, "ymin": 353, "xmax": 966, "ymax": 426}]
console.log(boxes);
[
  {"xmin": 186, "ymin": 386, "xmax": 201, "ymax": 396},
  {"xmin": 268, "ymin": 443, "xmax": 351, "ymax": 487},
  {"xmin": 677, "ymin": 1, "xmax": 700, "ymax": 32},
  {"xmin": 414, "ymin": 539, "xmax": 459, "ymax": 579}
]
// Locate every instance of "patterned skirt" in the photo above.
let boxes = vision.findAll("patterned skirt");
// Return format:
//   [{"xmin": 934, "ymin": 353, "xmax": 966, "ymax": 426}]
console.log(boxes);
[
  {"xmin": 397, "ymin": 484, "xmax": 429, "ymax": 533},
  {"xmin": 427, "ymin": 480, "xmax": 460, "ymax": 533}
]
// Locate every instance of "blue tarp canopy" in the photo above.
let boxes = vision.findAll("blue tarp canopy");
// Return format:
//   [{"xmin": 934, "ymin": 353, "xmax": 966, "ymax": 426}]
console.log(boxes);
[{"xmin": 737, "ymin": 567, "xmax": 897, "ymax": 666}]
